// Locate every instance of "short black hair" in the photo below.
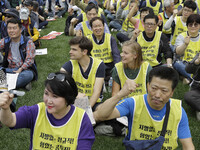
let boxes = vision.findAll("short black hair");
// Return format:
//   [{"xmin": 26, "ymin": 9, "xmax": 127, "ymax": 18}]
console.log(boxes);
[
  {"xmin": 90, "ymin": 17, "xmax": 104, "ymax": 28},
  {"xmin": 45, "ymin": 72, "xmax": 78, "ymax": 106},
  {"xmin": 184, "ymin": 0, "xmax": 197, "ymax": 11},
  {"xmin": 148, "ymin": 66, "xmax": 179, "ymax": 90},
  {"xmin": 69, "ymin": 36, "xmax": 93, "ymax": 56},
  {"xmin": 85, "ymin": 4, "xmax": 98, "ymax": 14},
  {"xmin": 144, "ymin": 14, "xmax": 159, "ymax": 24},
  {"xmin": 186, "ymin": 14, "xmax": 200, "ymax": 26},
  {"xmin": 7, "ymin": 18, "xmax": 22, "ymax": 28},
  {"xmin": 33, "ymin": 1, "xmax": 39, "ymax": 11},
  {"xmin": 140, "ymin": 7, "xmax": 154, "ymax": 15}
]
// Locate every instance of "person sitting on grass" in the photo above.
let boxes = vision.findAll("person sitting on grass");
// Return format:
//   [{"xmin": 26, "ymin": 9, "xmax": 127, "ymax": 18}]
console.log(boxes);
[
  {"xmin": 60, "ymin": 36, "xmax": 105, "ymax": 110},
  {"xmin": 0, "ymin": 71, "xmax": 95, "ymax": 149},
  {"xmin": 0, "ymin": 18, "xmax": 37, "ymax": 90},
  {"xmin": 94, "ymin": 66, "xmax": 195, "ymax": 150}
]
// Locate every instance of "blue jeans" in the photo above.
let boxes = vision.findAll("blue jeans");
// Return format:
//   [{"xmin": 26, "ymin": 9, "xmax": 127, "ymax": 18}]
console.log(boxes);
[
  {"xmin": 109, "ymin": 20, "xmax": 122, "ymax": 30},
  {"xmin": 173, "ymin": 61, "xmax": 191, "ymax": 80},
  {"xmin": 5, "ymin": 68, "xmax": 34, "ymax": 88}
]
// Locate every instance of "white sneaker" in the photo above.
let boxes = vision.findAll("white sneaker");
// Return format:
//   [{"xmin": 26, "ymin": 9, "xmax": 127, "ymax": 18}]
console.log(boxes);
[{"xmin": 196, "ymin": 111, "xmax": 200, "ymax": 121}]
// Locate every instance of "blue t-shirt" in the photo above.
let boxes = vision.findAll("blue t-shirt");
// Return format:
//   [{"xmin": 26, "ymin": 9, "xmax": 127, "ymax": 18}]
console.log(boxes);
[{"xmin": 116, "ymin": 94, "xmax": 191, "ymax": 140}]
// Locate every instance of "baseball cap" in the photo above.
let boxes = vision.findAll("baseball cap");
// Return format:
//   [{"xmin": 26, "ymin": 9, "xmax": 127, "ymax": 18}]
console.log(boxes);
[
  {"xmin": 3, "ymin": 8, "xmax": 19, "ymax": 19},
  {"xmin": 88, "ymin": 0, "xmax": 98, "ymax": 6},
  {"xmin": 20, "ymin": 7, "xmax": 30, "ymax": 20}
]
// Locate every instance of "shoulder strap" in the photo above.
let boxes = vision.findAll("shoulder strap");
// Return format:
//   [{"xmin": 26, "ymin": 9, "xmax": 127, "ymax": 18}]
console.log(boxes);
[{"xmin": 160, "ymin": 101, "xmax": 170, "ymax": 137}]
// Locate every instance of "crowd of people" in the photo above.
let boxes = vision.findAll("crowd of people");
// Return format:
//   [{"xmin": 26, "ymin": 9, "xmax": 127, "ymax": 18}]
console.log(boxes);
[{"xmin": 0, "ymin": 0, "xmax": 199, "ymax": 149}]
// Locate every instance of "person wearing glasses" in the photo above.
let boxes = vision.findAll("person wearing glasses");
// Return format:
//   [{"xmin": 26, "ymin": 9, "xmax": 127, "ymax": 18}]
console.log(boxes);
[
  {"xmin": 164, "ymin": 0, "xmax": 196, "ymax": 50},
  {"xmin": 0, "ymin": 72, "xmax": 95, "ymax": 149},
  {"xmin": 132, "ymin": 14, "xmax": 173, "ymax": 67},
  {"xmin": 173, "ymin": 14, "xmax": 200, "ymax": 84},
  {"xmin": 60, "ymin": 36, "xmax": 105, "ymax": 110}
]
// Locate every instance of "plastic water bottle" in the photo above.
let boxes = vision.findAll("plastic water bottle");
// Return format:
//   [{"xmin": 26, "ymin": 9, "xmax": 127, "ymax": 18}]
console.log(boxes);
[{"xmin": 108, "ymin": 77, "xmax": 113, "ymax": 93}]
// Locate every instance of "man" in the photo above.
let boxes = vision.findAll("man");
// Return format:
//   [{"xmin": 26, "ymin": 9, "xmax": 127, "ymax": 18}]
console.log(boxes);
[
  {"xmin": 140, "ymin": 0, "xmax": 162, "ymax": 15},
  {"xmin": 87, "ymin": 17, "xmax": 120, "ymax": 85},
  {"xmin": 173, "ymin": 14, "xmax": 200, "ymax": 84},
  {"xmin": 164, "ymin": 0, "xmax": 196, "ymax": 49},
  {"xmin": 60, "ymin": 36, "xmax": 105, "ymax": 110},
  {"xmin": 133, "ymin": 14, "xmax": 173, "ymax": 67},
  {"xmin": 94, "ymin": 66, "xmax": 195, "ymax": 150},
  {"xmin": 0, "ymin": 18, "xmax": 37, "ymax": 90},
  {"xmin": 69, "ymin": 4, "xmax": 110, "ymax": 36}
]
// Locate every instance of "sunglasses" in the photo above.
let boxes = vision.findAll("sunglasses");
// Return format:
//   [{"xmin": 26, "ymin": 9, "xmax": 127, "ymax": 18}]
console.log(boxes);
[
  {"xmin": 47, "ymin": 73, "xmax": 70, "ymax": 85},
  {"xmin": 188, "ymin": 23, "xmax": 199, "ymax": 28}
]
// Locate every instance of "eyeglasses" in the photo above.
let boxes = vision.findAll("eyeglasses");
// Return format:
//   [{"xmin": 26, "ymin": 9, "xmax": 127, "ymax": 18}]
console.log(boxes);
[
  {"xmin": 47, "ymin": 73, "xmax": 70, "ymax": 85},
  {"xmin": 188, "ymin": 23, "xmax": 199, "ymax": 28},
  {"xmin": 144, "ymin": 23, "xmax": 156, "ymax": 26}
]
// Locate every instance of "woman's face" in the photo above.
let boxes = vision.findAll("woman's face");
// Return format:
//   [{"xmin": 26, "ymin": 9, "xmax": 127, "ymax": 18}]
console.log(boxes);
[
  {"xmin": 121, "ymin": 46, "xmax": 137, "ymax": 65},
  {"xmin": 43, "ymin": 88, "xmax": 68, "ymax": 118}
]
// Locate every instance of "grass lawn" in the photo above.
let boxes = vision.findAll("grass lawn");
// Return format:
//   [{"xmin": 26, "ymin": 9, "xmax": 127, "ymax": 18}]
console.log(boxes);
[{"xmin": 0, "ymin": 15, "xmax": 199, "ymax": 150}]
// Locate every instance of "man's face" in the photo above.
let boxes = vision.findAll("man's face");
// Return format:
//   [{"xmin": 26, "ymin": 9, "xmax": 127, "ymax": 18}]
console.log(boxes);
[
  {"xmin": 166, "ymin": 2, "xmax": 174, "ymax": 13},
  {"xmin": 147, "ymin": 77, "xmax": 174, "ymax": 110},
  {"xmin": 182, "ymin": 7, "xmax": 193, "ymax": 19},
  {"xmin": 7, "ymin": 23, "xmax": 21, "ymax": 40},
  {"xmin": 86, "ymin": 8, "xmax": 98, "ymax": 21},
  {"xmin": 69, "ymin": 44, "xmax": 85, "ymax": 60},
  {"xmin": 144, "ymin": 18, "xmax": 157, "ymax": 34},
  {"xmin": 92, "ymin": 19, "xmax": 104, "ymax": 37}
]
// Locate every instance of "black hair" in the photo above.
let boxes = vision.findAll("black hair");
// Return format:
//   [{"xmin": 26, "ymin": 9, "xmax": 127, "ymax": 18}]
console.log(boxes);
[
  {"xmin": 45, "ymin": 72, "xmax": 78, "ymax": 106},
  {"xmin": 148, "ymin": 66, "xmax": 179, "ymax": 90},
  {"xmin": 33, "ymin": 1, "xmax": 39, "ymax": 11},
  {"xmin": 69, "ymin": 36, "xmax": 93, "ymax": 56},
  {"xmin": 140, "ymin": 7, "xmax": 154, "ymax": 16},
  {"xmin": 7, "ymin": 18, "xmax": 22, "ymax": 28},
  {"xmin": 184, "ymin": 0, "xmax": 197, "ymax": 11},
  {"xmin": 143, "ymin": 14, "xmax": 159, "ymax": 24},
  {"xmin": 90, "ymin": 17, "xmax": 104, "ymax": 28},
  {"xmin": 186, "ymin": 14, "xmax": 200, "ymax": 26},
  {"xmin": 85, "ymin": 4, "xmax": 98, "ymax": 14}
]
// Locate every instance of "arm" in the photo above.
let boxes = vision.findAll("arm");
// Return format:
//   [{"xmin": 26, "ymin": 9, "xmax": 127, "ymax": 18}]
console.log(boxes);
[
  {"xmin": 94, "ymin": 79, "xmax": 138, "ymax": 121},
  {"xmin": 127, "ymin": 3, "xmax": 138, "ymax": 26},
  {"xmin": 112, "ymin": 80, "xmax": 120, "ymax": 97},
  {"xmin": 179, "ymin": 138, "xmax": 195, "ymax": 150},
  {"xmin": 164, "ymin": 9, "xmax": 178, "ymax": 30},
  {"xmin": 89, "ymin": 77, "xmax": 104, "ymax": 107},
  {"xmin": 74, "ymin": 0, "xmax": 87, "ymax": 12},
  {"xmin": 0, "ymin": 92, "xmax": 16, "ymax": 127},
  {"xmin": 31, "ymin": 27, "xmax": 40, "ymax": 41},
  {"xmin": 175, "ymin": 35, "xmax": 190, "ymax": 56},
  {"xmin": 69, "ymin": 18, "xmax": 78, "ymax": 36},
  {"xmin": 111, "ymin": 36, "xmax": 121, "ymax": 64},
  {"xmin": 185, "ymin": 53, "xmax": 200, "ymax": 74}
]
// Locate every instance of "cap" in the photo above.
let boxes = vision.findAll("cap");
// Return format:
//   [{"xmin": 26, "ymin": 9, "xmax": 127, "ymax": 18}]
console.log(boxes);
[
  {"xmin": 20, "ymin": 7, "xmax": 30, "ymax": 20},
  {"xmin": 23, "ymin": 0, "xmax": 33, "ymax": 6},
  {"xmin": 3, "ymin": 8, "xmax": 19, "ymax": 19},
  {"xmin": 88, "ymin": 0, "xmax": 98, "ymax": 6}
]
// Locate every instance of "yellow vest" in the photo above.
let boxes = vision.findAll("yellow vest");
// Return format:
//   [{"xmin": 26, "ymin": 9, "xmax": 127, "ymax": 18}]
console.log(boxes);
[
  {"xmin": 159, "ymin": 12, "xmax": 172, "ymax": 34},
  {"xmin": 115, "ymin": 61, "xmax": 149, "ymax": 97},
  {"xmin": 122, "ymin": 14, "xmax": 140, "ymax": 31},
  {"xmin": 146, "ymin": 0, "xmax": 161, "ymax": 15},
  {"xmin": 130, "ymin": 95, "xmax": 182, "ymax": 150},
  {"xmin": 138, "ymin": 20, "xmax": 144, "ymax": 31},
  {"xmin": 171, "ymin": 16, "xmax": 187, "ymax": 45},
  {"xmin": 82, "ymin": 21, "xmax": 93, "ymax": 36},
  {"xmin": 137, "ymin": 31, "xmax": 162, "ymax": 67},
  {"xmin": 117, "ymin": 0, "xmax": 130, "ymax": 11},
  {"xmin": 71, "ymin": 58, "xmax": 102, "ymax": 102},
  {"xmin": 87, "ymin": 33, "xmax": 113, "ymax": 63},
  {"xmin": 181, "ymin": 32, "xmax": 200, "ymax": 62},
  {"xmin": 32, "ymin": 102, "xmax": 85, "ymax": 150},
  {"xmin": 82, "ymin": 8, "xmax": 103, "ymax": 22}
]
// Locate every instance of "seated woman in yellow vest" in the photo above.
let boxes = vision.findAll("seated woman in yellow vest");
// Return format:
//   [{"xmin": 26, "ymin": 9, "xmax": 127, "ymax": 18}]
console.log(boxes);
[
  {"xmin": 87, "ymin": 17, "xmax": 121, "ymax": 85},
  {"xmin": 116, "ymin": 6, "xmax": 154, "ymax": 43},
  {"xmin": 111, "ymin": 40, "xmax": 152, "ymax": 97},
  {"xmin": 0, "ymin": 72, "xmax": 95, "ymax": 149},
  {"xmin": 173, "ymin": 14, "xmax": 200, "ymax": 84}
]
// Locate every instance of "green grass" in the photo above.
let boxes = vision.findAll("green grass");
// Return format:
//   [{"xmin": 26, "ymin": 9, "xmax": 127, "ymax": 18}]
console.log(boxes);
[{"xmin": 0, "ymin": 15, "xmax": 200, "ymax": 150}]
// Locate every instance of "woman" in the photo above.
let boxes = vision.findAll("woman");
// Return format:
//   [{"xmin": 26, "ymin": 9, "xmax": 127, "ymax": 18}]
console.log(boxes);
[
  {"xmin": 111, "ymin": 41, "xmax": 152, "ymax": 97},
  {"xmin": 0, "ymin": 72, "xmax": 95, "ymax": 150}
]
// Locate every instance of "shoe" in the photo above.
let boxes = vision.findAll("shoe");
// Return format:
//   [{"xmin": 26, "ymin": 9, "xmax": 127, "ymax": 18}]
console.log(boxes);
[
  {"xmin": 196, "ymin": 111, "xmax": 200, "ymax": 121},
  {"xmin": 183, "ymin": 78, "xmax": 190, "ymax": 85},
  {"xmin": 25, "ymin": 82, "xmax": 32, "ymax": 91},
  {"xmin": 111, "ymin": 28, "xmax": 117, "ymax": 32}
]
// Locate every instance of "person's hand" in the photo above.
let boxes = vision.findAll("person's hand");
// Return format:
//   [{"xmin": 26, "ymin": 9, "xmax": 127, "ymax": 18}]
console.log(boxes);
[
  {"xmin": 121, "ymin": 1, "xmax": 127, "ymax": 9},
  {"xmin": 120, "ymin": 79, "xmax": 138, "ymax": 97},
  {"xmin": 55, "ymin": 5, "xmax": 59, "ymax": 11},
  {"xmin": 173, "ymin": 9, "xmax": 178, "ymax": 18},
  {"xmin": 13, "ymin": 67, "xmax": 23, "ymax": 73},
  {"xmin": 16, "ymin": 6, "xmax": 20, "ymax": 10},
  {"xmin": 45, "ymin": 10, "xmax": 48, "ymax": 14},
  {"xmin": 76, "ymin": 30, "xmax": 82, "ymax": 36},
  {"xmin": 0, "ymin": 92, "xmax": 14, "ymax": 110},
  {"xmin": 184, "ymin": 35, "xmax": 190, "ymax": 46},
  {"xmin": 131, "ymin": 29, "xmax": 141, "ymax": 41},
  {"xmin": 70, "ymin": 18, "xmax": 78, "ymax": 26},
  {"xmin": 68, "ymin": 8, "xmax": 74, "ymax": 16},
  {"xmin": 195, "ymin": 54, "xmax": 200, "ymax": 65}
]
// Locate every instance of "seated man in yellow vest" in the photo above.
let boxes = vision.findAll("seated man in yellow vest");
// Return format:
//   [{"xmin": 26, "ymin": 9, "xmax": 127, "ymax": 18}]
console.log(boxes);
[
  {"xmin": 132, "ymin": 14, "xmax": 173, "ymax": 67},
  {"xmin": 164, "ymin": 0, "xmax": 196, "ymax": 50},
  {"xmin": 94, "ymin": 66, "xmax": 195, "ymax": 150},
  {"xmin": 69, "ymin": 4, "xmax": 110, "ymax": 36},
  {"xmin": 60, "ymin": 36, "xmax": 105, "ymax": 110},
  {"xmin": 140, "ymin": 0, "xmax": 162, "ymax": 15},
  {"xmin": 173, "ymin": 14, "xmax": 200, "ymax": 84},
  {"xmin": 87, "ymin": 17, "xmax": 120, "ymax": 86}
]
